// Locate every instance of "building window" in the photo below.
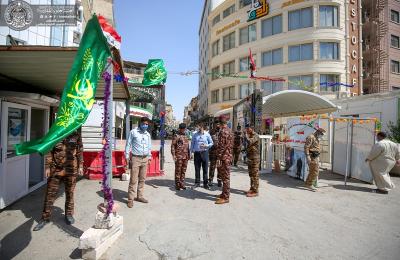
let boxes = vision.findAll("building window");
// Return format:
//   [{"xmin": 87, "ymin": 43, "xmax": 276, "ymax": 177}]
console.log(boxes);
[
  {"xmin": 391, "ymin": 60, "xmax": 400, "ymax": 73},
  {"xmin": 223, "ymin": 31, "xmax": 236, "ymax": 51},
  {"xmin": 320, "ymin": 74, "xmax": 339, "ymax": 92},
  {"xmin": 391, "ymin": 35, "xmax": 400, "ymax": 48},
  {"xmin": 261, "ymin": 81, "xmax": 284, "ymax": 95},
  {"xmin": 391, "ymin": 10, "xmax": 400, "ymax": 23},
  {"xmin": 223, "ymin": 86, "xmax": 236, "ymax": 101},
  {"xmin": 288, "ymin": 75, "xmax": 313, "ymax": 90},
  {"xmin": 288, "ymin": 43, "xmax": 313, "ymax": 62},
  {"xmin": 289, "ymin": 7, "xmax": 313, "ymax": 31},
  {"xmin": 319, "ymin": 6, "xmax": 338, "ymax": 27},
  {"xmin": 240, "ymin": 0, "xmax": 252, "ymax": 8},
  {"xmin": 223, "ymin": 60, "xmax": 235, "ymax": 75},
  {"xmin": 223, "ymin": 4, "xmax": 235, "ymax": 18},
  {"xmin": 262, "ymin": 48, "xmax": 283, "ymax": 66},
  {"xmin": 320, "ymin": 42, "xmax": 339, "ymax": 60},
  {"xmin": 211, "ymin": 89, "xmax": 220, "ymax": 103},
  {"xmin": 240, "ymin": 23, "xmax": 256, "ymax": 45},
  {"xmin": 212, "ymin": 15, "xmax": 220, "ymax": 26},
  {"xmin": 212, "ymin": 40, "xmax": 219, "ymax": 57},
  {"xmin": 261, "ymin": 15, "xmax": 282, "ymax": 38},
  {"xmin": 239, "ymin": 82, "xmax": 255, "ymax": 98},
  {"xmin": 239, "ymin": 56, "xmax": 256, "ymax": 71},
  {"xmin": 211, "ymin": 66, "xmax": 220, "ymax": 80}
]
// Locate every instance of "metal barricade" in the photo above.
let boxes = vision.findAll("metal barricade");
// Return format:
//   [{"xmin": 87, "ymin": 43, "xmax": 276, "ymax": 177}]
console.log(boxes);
[
  {"xmin": 260, "ymin": 135, "xmax": 273, "ymax": 173},
  {"xmin": 272, "ymin": 143, "xmax": 286, "ymax": 162}
]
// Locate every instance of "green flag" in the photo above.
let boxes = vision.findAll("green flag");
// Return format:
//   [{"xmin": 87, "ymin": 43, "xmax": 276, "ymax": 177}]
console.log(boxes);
[
  {"xmin": 142, "ymin": 59, "xmax": 167, "ymax": 86},
  {"xmin": 15, "ymin": 15, "xmax": 111, "ymax": 156}
]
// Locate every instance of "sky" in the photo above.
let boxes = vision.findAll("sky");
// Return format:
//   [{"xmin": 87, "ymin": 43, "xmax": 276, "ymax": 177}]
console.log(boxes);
[{"xmin": 114, "ymin": 0, "xmax": 205, "ymax": 121}]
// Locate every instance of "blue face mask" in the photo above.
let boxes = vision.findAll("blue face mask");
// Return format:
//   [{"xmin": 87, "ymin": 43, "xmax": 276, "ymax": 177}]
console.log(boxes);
[{"xmin": 140, "ymin": 124, "xmax": 149, "ymax": 131}]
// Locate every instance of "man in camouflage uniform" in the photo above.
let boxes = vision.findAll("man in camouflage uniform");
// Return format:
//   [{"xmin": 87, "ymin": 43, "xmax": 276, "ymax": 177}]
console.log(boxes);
[
  {"xmin": 171, "ymin": 123, "xmax": 191, "ymax": 190},
  {"xmin": 304, "ymin": 128, "xmax": 326, "ymax": 191},
  {"xmin": 33, "ymin": 128, "xmax": 83, "ymax": 231},
  {"xmin": 208, "ymin": 120, "xmax": 221, "ymax": 187},
  {"xmin": 215, "ymin": 116, "xmax": 233, "ymax": 204},
  {"xmin": 233, "ymin": 125, "xmax": 242, "ymax": 166},
  {"xmin": 244, "ymin": 124, "xmax": 260, "ymax": 197}
]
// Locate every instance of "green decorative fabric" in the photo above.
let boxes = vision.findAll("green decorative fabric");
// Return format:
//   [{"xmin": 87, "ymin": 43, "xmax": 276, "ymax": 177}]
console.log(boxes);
[
  {"xmin": 15, "ymin": 15, "xmax": 111, "ymax": 156},
  {"xmin": 141, "ymin": 59, "xmax": 167, "ymax": 86}
]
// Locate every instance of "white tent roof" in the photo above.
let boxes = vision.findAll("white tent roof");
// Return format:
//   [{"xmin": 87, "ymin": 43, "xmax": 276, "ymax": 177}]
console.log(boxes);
[
  {"xmin": 214, "ymin": 107, "xmax": 233, "ymax": 117},
  {"xmin": 262, "ymin": 90, "xmax": 339, "ymax": 118}
]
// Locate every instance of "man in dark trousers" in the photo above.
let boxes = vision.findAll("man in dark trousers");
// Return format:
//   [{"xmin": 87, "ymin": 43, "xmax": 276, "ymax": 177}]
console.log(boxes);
[
  {"xmin": 171, "ymin": 123, "xmax": 191, "ymax": 190},
  {"xmin": 33, "ymin": 128, "xmax": 83, "ymax": 231},
  {"xmin": 208, "ymin": 120, "xmax": 221, "ymax": 187},
  {"xmin": 191, "ymin": 123, "xmax": 213, "ymax": 189},
  {"xmin": 215, "ymin": 116, "xmax": 233, "ymax": 204}
]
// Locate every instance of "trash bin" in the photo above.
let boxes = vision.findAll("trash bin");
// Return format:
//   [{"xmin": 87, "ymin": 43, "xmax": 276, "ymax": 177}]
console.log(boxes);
[{"xmin": 146, "ymin": 150, "xmax": 163, "ymax": 177}]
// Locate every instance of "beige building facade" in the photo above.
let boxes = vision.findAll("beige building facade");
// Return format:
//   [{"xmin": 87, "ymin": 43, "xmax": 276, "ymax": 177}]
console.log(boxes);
[{"xmin": 204, "ymin": 0, "xmax": 362, "ymax": 116}]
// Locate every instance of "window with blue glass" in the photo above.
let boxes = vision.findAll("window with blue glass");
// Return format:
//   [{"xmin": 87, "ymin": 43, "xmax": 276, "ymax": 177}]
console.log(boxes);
[
  {"xmin": 320, "ymin": 42, "xmax": 339, "ymax": 60},
  {"xmin": 240, "ymin": 0, "xmax": 252, "ymax": 8},
  {"xmin": 289, "ymin": 7, "xmax": 313, "ymax": 31},
  {"xmin": 261, "ymin": 15, "xmax": 282, "ymax": 38},
  {"xmin": 240, "ymin": 24, "xmax": 257, "ymax": 45},
  {"xmin": 320, "ymin": 74, "xmax": 339, "ymax": 92},
  {"xmin": 288, "ymin": 75, "xmax": 313, "ymax": 90},
  {"xmin": 223, "ymin": 31, "xmax": 235, "ymax": 51},
  {"xmin": 223, "ymin": 5, "xmax": 235, "ymax": 18},
  {"xmin": 240, "ymin": 82, "xmax": 256, "ymax": 98},
  {"xmin": 261, "ymin": 81, "xmax": 283, "ymax": 95},
  {"xmin": 239, "ymin": 56, "xmax": 256, "ymax": 72},
  {"xmin": 288, "ymin": 43, "xmax": 313, "ymax": 62},
  {"xmin": 262, "ymin": 48, "xmax": 283, "ymax": 66},
  {"xmin": 319, "ymin": 6, "xmax": 338, "ymax": 27}
]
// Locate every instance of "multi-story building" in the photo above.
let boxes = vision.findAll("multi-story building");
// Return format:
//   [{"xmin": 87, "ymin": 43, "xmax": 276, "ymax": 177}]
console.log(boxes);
[
  {"xmin": 362, "ymin": 0, "xmax": 400, "ymax": 93},
  {"xmin": 183, "ymin": 96, "xmax": 199, "ymax": 126},
  {"xmin": 201, "ymin": 0, "xmax": 363, "ymax": 116}
]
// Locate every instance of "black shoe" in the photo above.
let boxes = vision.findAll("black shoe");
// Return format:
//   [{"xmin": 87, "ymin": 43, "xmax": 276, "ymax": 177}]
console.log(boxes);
[
  {"xmin": 33, "ymin": 219, "xmax": 49, "ymax": 231},
  {"xmin": 217, "ymin": 180, "xmax": 222, "ymax": 187},
  {"xmin": 175, "ymin": 186, "xmax": 181, "ymax": 191},
  {"xmin": 65, "ymin": 215, "xmax": 75, "ymax": 225},
  {"xmin": 204, "ymin": 185, "xmax": 210, "ymax": 190}
]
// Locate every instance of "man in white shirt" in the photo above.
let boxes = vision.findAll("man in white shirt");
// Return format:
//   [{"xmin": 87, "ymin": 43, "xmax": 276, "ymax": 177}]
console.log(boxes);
[{"xmin": 125, "ymin": 117, "xmax": 152, "ymax": 207}]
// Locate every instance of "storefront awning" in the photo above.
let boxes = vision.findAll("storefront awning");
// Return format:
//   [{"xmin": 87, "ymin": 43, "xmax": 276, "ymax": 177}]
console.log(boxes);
[
  {"xmin": 130, "ymin": 106, "xmax": 153, "ymax": 120},
  {"xmin": 0, "ymin": 46, "xmax": 129, "ymax": 100},
  {"xmin": 214, "ymin": 107, "xmax": 233, "ymax": 118},
  {"xmin": 262, "ymin": 90, "xmax": 339, "ymax": 118}
]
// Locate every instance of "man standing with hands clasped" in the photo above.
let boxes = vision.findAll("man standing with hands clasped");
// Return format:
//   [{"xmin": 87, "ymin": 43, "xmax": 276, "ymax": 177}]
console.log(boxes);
[
  {"xmin": 171, "ymin": 123, "xmax": 191, "ymax": 190},
  {"xmin": 191, "ymin": 123, "xmax": 213, "ymax": 189},
  {"xmin": 125, "ymin": 117, "xmax": 152, "ymax": 208},
  {"xmin": 304, "ymin": 128, "xmax": 325, "ymax": 191}
]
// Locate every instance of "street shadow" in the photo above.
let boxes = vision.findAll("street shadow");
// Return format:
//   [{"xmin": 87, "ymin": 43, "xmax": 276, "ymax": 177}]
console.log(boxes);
[
  {"xmin": 0, "ymin": 182, "xmax": 84, "ymax": 260},
  {"xmin": 146, "ymin": 177, "xmax": 247, "ymax": 201},
  {"xmin": 331, "ymin": 184, "xmax": 373, "ymax": 193}
]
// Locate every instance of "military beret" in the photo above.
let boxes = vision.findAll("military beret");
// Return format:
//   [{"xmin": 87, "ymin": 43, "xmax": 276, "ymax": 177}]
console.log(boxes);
[{"xmin": 179, "ymin": 123, "xmax": 187, "ymax": 129}]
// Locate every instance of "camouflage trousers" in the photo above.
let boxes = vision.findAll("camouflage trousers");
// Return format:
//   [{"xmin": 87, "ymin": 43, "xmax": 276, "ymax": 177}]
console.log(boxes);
[
  {"xmin": 233, "ymin": 149, "xmax": 241, "ymax": 165},
  {"xmin": 247, "ymin": 158, "xmax": 260, "ymax": 193},
  {"xmin": 42, "ymin": 174, "xmax": 77, "ymax": 220},
  {"xmin": 209, "ymin": 158, "xmax": 221, "ymax": 182},
  {"xmin": 218, "ymin": 160, "xmax": 231, "ymax": 199},
  {"xmin": 305, "ymin": 158, "xmax": 319, "ymax": 186},
  {"xmin": 175, "ymin": 159, "xmax": 188, "ymax": 188}
]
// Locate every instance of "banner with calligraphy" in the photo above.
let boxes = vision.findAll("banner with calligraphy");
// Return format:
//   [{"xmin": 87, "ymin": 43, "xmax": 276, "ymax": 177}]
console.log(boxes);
[{"xmin": 15, "ymin": 15, "xmax": 111, "ymax": 156}]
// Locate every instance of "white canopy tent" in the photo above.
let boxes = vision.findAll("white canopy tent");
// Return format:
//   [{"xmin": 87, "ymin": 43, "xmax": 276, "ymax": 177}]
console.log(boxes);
[{"xmin": 262, "ymin": 90, "xmax": 339, "ymax": 118}]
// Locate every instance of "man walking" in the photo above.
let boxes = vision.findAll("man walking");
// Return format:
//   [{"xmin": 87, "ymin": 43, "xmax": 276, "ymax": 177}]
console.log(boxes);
[
  {"xmin": 304, "ymin": 128, "xmax": 325, "ymax": 191},
  {"xmin": 215, "ymin": 116, "xmax": 233, "ymax": 204},
  {"xmin": 366, "ymin": 131, "xmax": 399, "ymax": 194},
  {"xmin": 33, "ymin": 128, "xmax": 83, "ymax": 231},
  {"xmin": 233, "ymin": 125, "xmax": 242, "ymax": 166},
  {"xmin": 171, "ymin": 123, "xmax": 191, "ymax": 190},
  {"xmin": 191, "ymin": 123, "xmax": 213, "ymax": 189},
  {"xmin": 244, "ymin": 124, "xmax": 260, "ymax": 197},
  {"xmin": 209, "ymin": 120, "xmax": 221, "ymax": 187},
  {"xmin": 125, "ymin": 117, "xmax": 152, "ymax": 208}
]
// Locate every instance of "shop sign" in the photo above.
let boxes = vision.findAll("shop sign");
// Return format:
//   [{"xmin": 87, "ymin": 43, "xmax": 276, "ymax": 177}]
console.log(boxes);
[
  {"xmin": 348, "ymin": 0, "xmax": 361, "ymax": 94},
  {"xmin": 216, "ymin": 19, "xmax": 240, "ymax": 35},
  {"xmin": 247, "ymin": 0, "xmax": 269, "ymax": 22}
]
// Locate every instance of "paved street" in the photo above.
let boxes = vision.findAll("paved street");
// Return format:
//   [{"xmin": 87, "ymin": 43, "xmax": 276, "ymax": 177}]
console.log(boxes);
[{"xmin": 1, "ymin": 140, "xmax": 400, "ymax": 260}]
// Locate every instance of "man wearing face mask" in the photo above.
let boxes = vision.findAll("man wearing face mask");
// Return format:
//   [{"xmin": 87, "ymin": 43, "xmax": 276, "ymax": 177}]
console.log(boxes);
[
  {"xmin": 304, "ymin": 128, "xmax": 326, "ymax": 191},
  {"xmin": 125, "ymin": 117, "xmax": 152, "ymax": 208}
]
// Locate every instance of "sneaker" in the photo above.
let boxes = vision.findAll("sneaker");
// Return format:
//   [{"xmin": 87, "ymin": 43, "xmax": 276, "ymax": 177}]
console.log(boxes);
[
  {"xmin": 65, "ymin": 215, "xmax": 75, "ymax": 225},
  {"xmin": 127, "ymin": 200, "xmax": 133, "ymax": 208},
  {"xmin": 135, "ymin": 197, "xmax": 149, "ymax": 203},
  {"xmin": 215, "ymin": 198, "xmax": 229, "ymax": 204},
  {"xmin": 175, "ymin": 186, "xmax": 181, "ymax": 191},
  {"xmin": 33, "ymin": 219, "xmax": 49, "ymax": 231}
]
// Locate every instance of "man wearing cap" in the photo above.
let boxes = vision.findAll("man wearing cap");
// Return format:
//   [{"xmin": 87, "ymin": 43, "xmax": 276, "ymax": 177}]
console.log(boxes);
[
  {"xmin": 191, "ymin": 123, "xmax": 214, "ymax": 189},
  {"xmin": 125, "ymin": 117, "xmax": 152, "ymax": 208},
  {"xmin": 233, "ymin": 125, "xmax": 242, "ymax": 166},
  {"xmin": 215, "ymin": 115, "xmax": 233, "ymax": 204},
  {"xmin": 209, "ymin": 120, "xmax": 222, "ymax": 187},
  {"xmin": 171, "ymin": 123, "xmax": 191, "ymax": 190},
  {"xmin": 244, "ymin": 124, "xmax": 260, "ymax": 197},
  {"xmin": 304, "ymin": 128, "xmax": 326, "ymax": 191}
]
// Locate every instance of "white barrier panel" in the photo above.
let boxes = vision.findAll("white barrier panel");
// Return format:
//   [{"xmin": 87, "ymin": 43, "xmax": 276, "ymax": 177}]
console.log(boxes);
[{"xmin": 260, "ymin": 135, "xmax": 273, "ymax": 173}]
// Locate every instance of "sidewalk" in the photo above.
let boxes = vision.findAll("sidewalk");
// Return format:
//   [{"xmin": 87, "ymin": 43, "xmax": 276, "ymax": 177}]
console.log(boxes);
[{"xmin": 1, "ymin": 140, "xmax": 400, "ymax": 259}]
